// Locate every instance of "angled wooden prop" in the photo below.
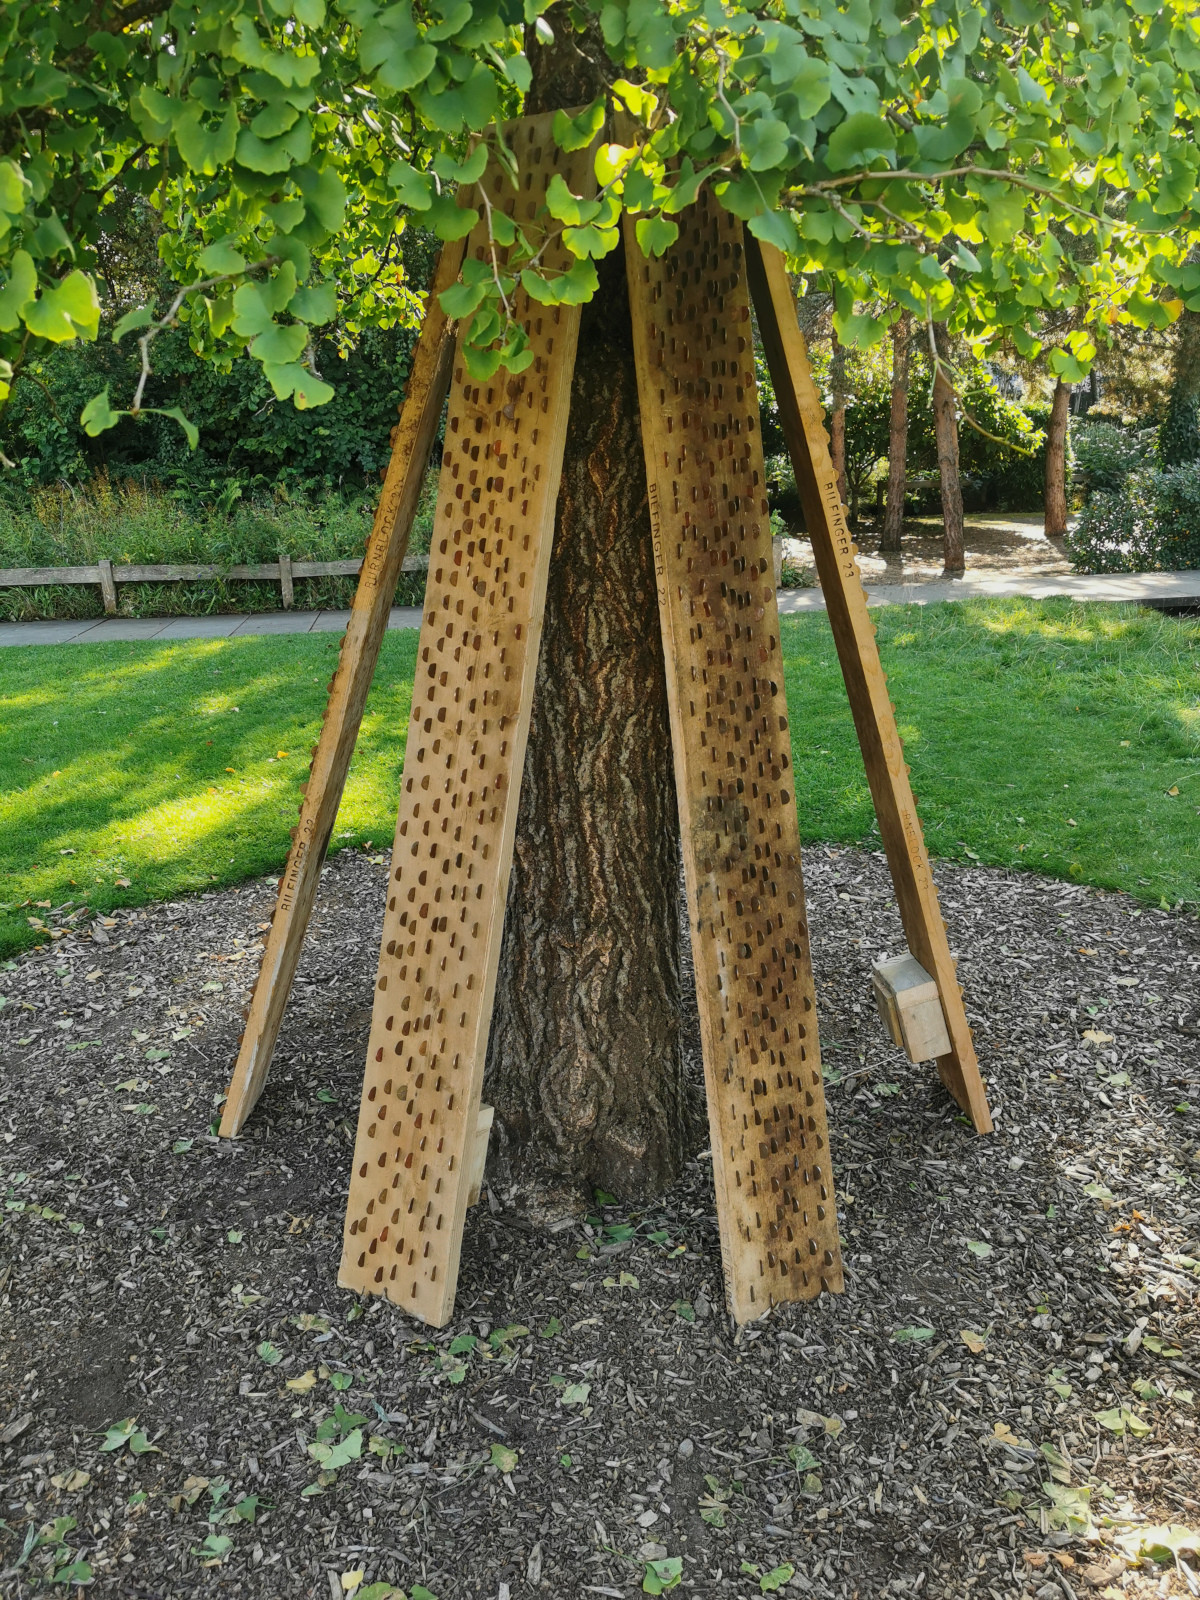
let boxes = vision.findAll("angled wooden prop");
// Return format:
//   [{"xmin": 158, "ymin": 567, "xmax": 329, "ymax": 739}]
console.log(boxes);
[
  {"xmin": 744, "ymin": 234, "xmax": 992, "ymax": 1135},
  {"xmin": 625, "ymin": 191, "xmax": 844, "ymax": 1322},
  {"xmin": 337, "ymin": 113, "xmax": 592, "ymax": 1324},
  {"xmin": 219, "ymin": 236, "xmax": 467, "ymax": 1138}
]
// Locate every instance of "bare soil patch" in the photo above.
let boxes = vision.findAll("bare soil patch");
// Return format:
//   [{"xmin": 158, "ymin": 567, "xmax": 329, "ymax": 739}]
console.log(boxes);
[
  {"xmin": 1, "ymin": 848, "xmax": 1198, "ymax": 1598},
  {"xmin": 784, "ymin": 513, "xmax": 1073, "ymax": 588}
]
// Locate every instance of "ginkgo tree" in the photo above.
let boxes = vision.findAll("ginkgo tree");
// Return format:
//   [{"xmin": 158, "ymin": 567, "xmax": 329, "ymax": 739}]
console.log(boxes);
[
  {"xmin": 0, "ymin": 0, "xmax": 1197, "ymax": 441},
  {"xmin": 2, "ymin": 0, "xmax": 1199, "ymax": 1193}
]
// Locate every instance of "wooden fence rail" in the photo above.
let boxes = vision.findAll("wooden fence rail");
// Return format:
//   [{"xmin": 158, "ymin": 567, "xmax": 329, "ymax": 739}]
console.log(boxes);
[{"xmin": 0, "ymin": 553, "xmax": 430, "ymax": 614}]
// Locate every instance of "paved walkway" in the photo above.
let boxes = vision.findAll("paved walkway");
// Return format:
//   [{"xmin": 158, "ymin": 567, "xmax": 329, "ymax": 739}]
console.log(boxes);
[
  {"xmin": 777, "ymin": 567, "xmax": 1200, "ymax": 615},
  {"xmin": 1, "ymin": 569, "xmax": 1197, "ymax": 648},
  {"xmin": 0, "ymin": 606, "xmax": 425, "ymax": 647}
]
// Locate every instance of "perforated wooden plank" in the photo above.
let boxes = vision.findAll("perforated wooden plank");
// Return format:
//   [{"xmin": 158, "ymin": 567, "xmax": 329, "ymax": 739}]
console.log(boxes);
[
  {"xmin": 625, "ymin": 194, "xmax": 844, "ymax": 1325},
  {"xmin": 338, "ymin": 115, "xmax": 591, "ymax": 1325},
  {"xmin": 744, "ymin": 236, "xmax": 991, "ymax": 1134},
  {"xmin": 219, "ymin": 237, "xmax": 466, "ymax": 1139}
]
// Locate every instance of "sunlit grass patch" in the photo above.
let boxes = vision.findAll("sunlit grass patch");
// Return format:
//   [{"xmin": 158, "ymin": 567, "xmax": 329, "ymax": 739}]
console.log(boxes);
[{"xmin": 0, "ymin": 632, "xmax": 417, "ymax": 957}]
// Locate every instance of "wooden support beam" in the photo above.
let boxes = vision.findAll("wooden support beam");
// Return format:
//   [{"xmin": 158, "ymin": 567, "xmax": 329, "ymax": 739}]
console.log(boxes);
[
  {"xmin": 218, "ymin": 235, "xmax": 467, "ymax": 1139},
  {"xmin": 278, "ymin": 552, "xmax": 294, "ymax": 610},
  {"xmin": 98, "ymin": 558, "xmax": 117, "ymax": 615},
  {"xmin": 626, "ymin": 193, "xmax": 843, "ymax": 1324},
  {"xmin": 744, "ymin": 235, "xmax": 992, "ymax": 1135}
]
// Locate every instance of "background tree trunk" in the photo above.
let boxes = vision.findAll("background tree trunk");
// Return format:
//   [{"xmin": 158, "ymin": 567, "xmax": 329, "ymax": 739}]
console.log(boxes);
[
  {"xmin": 1160, "ymin": 307, "xmax": 1200, "ymax": 467},
  {"xmin": 881, "ymin": 311, "xmax": 911, "ymax": 553},
  {"xmin": 829, "ymin": 327, "xmax": 848, "ymax": 510},
  {"xmin": 1044, "ymin": 377, "xmax": 1070, "ymax": 538},
  {"xmin": 932, "ymin": 327, "xmax": 965, "ymax": 574},
  {"xmin": 483, "ymin": 17, "xmax": 692, "ymax": 1203}
]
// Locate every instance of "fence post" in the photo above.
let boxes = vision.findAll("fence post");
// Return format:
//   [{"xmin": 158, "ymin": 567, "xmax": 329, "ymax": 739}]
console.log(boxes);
[
  {"xmin": 97, "ymin": 559, "xmax": 117, "ymax": 615},
  {"xmin": 278, "ymin": 553, "xmax": 293, "ymax": 610}
]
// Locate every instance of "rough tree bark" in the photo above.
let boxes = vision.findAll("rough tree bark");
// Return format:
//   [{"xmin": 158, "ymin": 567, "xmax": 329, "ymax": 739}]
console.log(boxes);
[
  {"xmin": 881, "ymin": 311, "xmax": 911, "ymax": 553},
  {"xmin": 483, "ymin": 21, "xmax": 693, "ymax": 1202},
  {"xmin": 829, "ymin": 326, "xmax": 848, "ymax": 511},
  {"xmin": 931, "ymin": 326, "xmax": 965, "ymax": 575},
  {"xmin": 1161, "ymin": 306, "xmax": 1200, "ymax": 467},
  {"xmin": 1044, "ymin": 377, "xmax": 1070, "ymax": 539}
]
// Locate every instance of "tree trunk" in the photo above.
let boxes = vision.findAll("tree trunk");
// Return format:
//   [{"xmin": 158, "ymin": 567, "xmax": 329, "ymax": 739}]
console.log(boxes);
[
  {"xmin": 1161, "ymin": 307, "xmax": 1200, "ymax": 467},
  {"xmin": 932, "ymin": 327, "xmax": 965, "ymax": 575},
  {"xmin": 483, "ymin": 18, "xmax": 691, "ymax": 1203},
  {"xmin": 829, "ymin": 327, "xmax": 848, "ymax": 510},
  {"xmin": 881, "ymin": 311, "xmax": 910, "ymax": 553},
  {"xmin": 1044, "ymin": 377, "xmax": 1070, "ymax": 538}
]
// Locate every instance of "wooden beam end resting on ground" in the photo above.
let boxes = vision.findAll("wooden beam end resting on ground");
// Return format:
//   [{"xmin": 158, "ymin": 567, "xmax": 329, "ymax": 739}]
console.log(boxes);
[{"xmin": 466, "ymin": 1105, "xmax": 494, "ymax": 1209}]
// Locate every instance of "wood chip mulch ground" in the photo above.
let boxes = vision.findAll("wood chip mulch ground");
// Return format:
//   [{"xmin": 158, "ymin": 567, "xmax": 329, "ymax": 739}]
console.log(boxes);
[{"xmin": 1, "ymin": 846, "xmax": 1198, "ymax": 1600}]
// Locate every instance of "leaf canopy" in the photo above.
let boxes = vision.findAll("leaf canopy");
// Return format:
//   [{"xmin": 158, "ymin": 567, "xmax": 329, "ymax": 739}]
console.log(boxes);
[{"xmin": 0, "ymin": 0, "xmax": 1197, "ymax": 436}]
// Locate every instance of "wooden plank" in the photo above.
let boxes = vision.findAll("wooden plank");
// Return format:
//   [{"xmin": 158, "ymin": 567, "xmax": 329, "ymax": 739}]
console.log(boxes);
[
  {"xmin": 292, "ymin": 556, "xmax": 428, "ymax": 578},
  {"xmin": 0, "ymin": 566, "xmax": 101, "ymax": 586},
  {"xmin": 218, "ymin": 234, "xmax": 467, "ymax": 1139},
  {"xmin": 744, "ymin": 235, "xmax": 992, "ymax": 1134},
  {"xmin": 465, "ymin": 1105, "xmax": 494, "ymax": 1208},
  {"xmin": 338, "ymin": 113, "xmax": 592, "ymax": 1326},
  {"xmin": 120, "ymin": 562, "xmax": 280, "ymax": 582},
  {"xmin": 279, "ymin": 553, "xmax": 294, "ymax": 610},
  {"xmin": 625, "ymin": 191, "xmax": 844, "ymax": 1325},
  {"xmin": 871, "ymin": 952, "xmax": 952, "ymax": 1062}
]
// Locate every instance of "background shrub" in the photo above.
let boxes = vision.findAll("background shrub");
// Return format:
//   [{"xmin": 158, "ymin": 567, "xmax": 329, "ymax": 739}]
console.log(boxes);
[
  {"xmin": 1066, "ymin": 463, "xmax": 1200, "ymax": 572},
  {"xmin": 762, "ymin": 338, "xmax": 1049, "ymax": 526},
  {"xmin": 1071, "ymin": 418, "xmax": 1159, "ymax": 502},
  {"xmin": 0, "ymin": 322, "xmax": 422, "ymax": 499},
  {"xmin": 0, "ymin": 470, "xmax": 435, "ymax": 621}
]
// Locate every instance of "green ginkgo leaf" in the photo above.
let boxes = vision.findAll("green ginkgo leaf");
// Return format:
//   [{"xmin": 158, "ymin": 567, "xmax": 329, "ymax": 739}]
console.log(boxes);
[
  {"xmin": 80, "ymin": 387, "xmax": 122, "ymax": 437},
  {"xmin": 25, "ymin": 271, "xmax": 100, "ymax": 342},
  {"xmin": 635, "ymin": 214, "xmax": 679, "ymax": 258},
  {"xmin": 291, "ymin": 281, "xmax": 337, "ymax": 324},
  {"xmin": 112, "ymin": 305, "xmax": 154, "ymax": 342},
  {"xmin": 249, "ymin": 322, "xmax": 308, "ymax": 365},
  {"xmin": 174, "ymin": 103, "xmax": 239, "ymax": 176},
  {"xmin": 198, "ymin": 239, "xmax": 247, "ymax": 276},
  {"xmin": 825, "ymin": 112, "xmax": 897, "ymax": 171},
  {"xmin": 231, "ymin": 263, "xmax": 298, "ymax": 336},
  {"xmin": 294, "ymin": 165, "xmax": 347, "ymax": 233},
  {"xmin": 0, "ymin": 248, "xmax": 36, "ymax": 331},
  {"xmin": 262, "ymin": 362, "xmax": 335, "ymax": 407}
]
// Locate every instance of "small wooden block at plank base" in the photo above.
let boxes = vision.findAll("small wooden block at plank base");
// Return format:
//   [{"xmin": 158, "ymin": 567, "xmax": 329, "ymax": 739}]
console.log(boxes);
[
  {"xmin": 743, "ymin": 234, "xmax": 992, "ymax": 1136},
  {"xmin": 872, "ymin": 953, "xmax": 952, "ymax": 1064},
  {"xmin": 466, "ymin": 1106, "xmax": 494, "ymax": 1209},
  {"xmin": 218, "ymin": 235, "xmax": 467, "ymax": 1139},
  {"xmin": 337, "ymin": 114, "xmax": 594, "ymax": 1326},
  {"xmin": 625, "ymin": 189, "xmax": 844, "ymax": 1324}
]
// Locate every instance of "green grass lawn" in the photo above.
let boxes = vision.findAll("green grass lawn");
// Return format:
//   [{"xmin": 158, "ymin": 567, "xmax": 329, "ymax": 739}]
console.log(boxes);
[
  {"xmin": 1, "ymin": 598, "xmax": 1197, "ymax": 960},
  {"xmin": 784, "ymin": 598, "xmax": 1199, "ymax": 905}
]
